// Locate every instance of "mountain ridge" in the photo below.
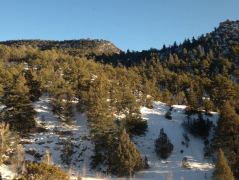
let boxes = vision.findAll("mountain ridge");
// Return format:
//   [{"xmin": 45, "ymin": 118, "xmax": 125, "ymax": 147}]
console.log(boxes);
[{"xmin": 0, "ymin": 39, "xmax": 121, "ymax": 55}]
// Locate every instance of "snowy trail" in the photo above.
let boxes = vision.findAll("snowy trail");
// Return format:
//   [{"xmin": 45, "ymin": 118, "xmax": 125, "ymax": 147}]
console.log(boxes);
[{"xmin": 134, "ymin": 102, "xmax": 218, "ymax": 180}]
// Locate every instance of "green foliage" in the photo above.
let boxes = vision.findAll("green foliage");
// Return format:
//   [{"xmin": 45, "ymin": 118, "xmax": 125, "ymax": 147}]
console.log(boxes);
[
  {"xmin": 22, "ymin": 162, "xmax": 70, "ymax": 180},
  {"xmin": 24, "ymin": 70, "xmax": 42, "ymax": 101},
  {"xmin": 214, "ymin": 102, "xmax": 239, "ymax": 176},
  {"xmin": 0, "ymin": 21, "xmax": 239, "ymax": 176},
  {"xmin": 155, "ymin": 128, "xmax": 174, "ymax": 159},
  {"xmin": 109, "ymin": 129, "xmax": 144, "ymax": 176},
  {"xmin": 183, "ymin": 113, "xmax": 213, "ymax": 138},
  {"xmin": 213, "ymin": 149, "xmax": 234, "ymax": 180},
  {"xmin": 1, "ymin": 74, "xmax": 36, "ymax": 132}
]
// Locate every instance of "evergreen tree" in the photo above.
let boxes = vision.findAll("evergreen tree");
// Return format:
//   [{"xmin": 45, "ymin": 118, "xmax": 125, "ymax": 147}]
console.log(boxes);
[
  {"xmin": 24, "ymin": 70, "xmax": 42, "ymax": 101},
  {"xmin": 119, "ymin": 87, "xmax": 147, "ymax": 135},
  {"xmin": 213, "ymin": 149, "xmax": 234, "ymax": 180},
  {"xmin": 217, "ymin": 102, "xmax": 239, "ymax": 153},
  {"xmin": 1, "ymin": 74, "xmax": 36, "ymax": 132},
  {"xmin": 109, "ymin": 129, "xmax": 144, "ymax": 176},
  {"xmin": 155, "ymin": 128, "xmax": 174, "ymax": 159}
]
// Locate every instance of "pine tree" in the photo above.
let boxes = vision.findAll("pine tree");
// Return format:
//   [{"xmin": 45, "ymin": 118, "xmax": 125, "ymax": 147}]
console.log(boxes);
[
  {"xmin": 212, "ymin": 149, "xmax": 234, "ymax": 180},
  {"xmin": 155, "ymin": 128, "xmax": 174, "ymax": 159},
  {"xmin": 2, "ymin": 74, "xmax": 36, "ymax": 132},
  {"xmin": 109, "ymin": 129, "xmax": 144, "ymax": 176},
  {"xmin": 217, "ymin": 102, "xmax": 239, "ymax": 153},
  {"xmin": 119, "ymin": 87, "xmax": 147, "ymax": 135},
  {"xmin": 24, "ymin": 70, "xmax": 42, "ymax": 101}
]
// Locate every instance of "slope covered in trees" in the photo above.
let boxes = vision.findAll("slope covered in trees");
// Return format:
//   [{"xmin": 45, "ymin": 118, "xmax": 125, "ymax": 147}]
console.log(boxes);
[{"xmin": 0, "ymin": 20, "xmax": 239, "ymax": 178}]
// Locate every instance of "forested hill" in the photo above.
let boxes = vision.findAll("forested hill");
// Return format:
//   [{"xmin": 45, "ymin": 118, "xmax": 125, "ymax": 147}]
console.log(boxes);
[
  {"xmin": 0, "ymin": 39, "xmax": 121, "ymax": 55},
  {"xmin": 95, "ymin": 20, "xmax": 239, "ymax": 72},
  {"xmin": 0, "ymin": 20, "xmax": 239, "ymax": 179}
]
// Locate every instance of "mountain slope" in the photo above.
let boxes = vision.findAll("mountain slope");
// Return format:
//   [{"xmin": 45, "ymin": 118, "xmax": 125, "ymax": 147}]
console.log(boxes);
[{"xmin": 134, "ymin": 102, "xmax": 218, "ymax": 180}]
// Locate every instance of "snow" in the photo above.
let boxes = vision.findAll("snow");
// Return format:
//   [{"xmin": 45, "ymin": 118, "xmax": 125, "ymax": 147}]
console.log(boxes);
[
  {"xmin": 0, "ymin": 96, "xmax": 219, "ymax": 180},
  {"xmin": 133, "ymin": 102, "xmax": 218, "ymax": 180},
  {"xmin": 0, "ymin": 165, "xmax": 15, "ymax": 180},
  {"xmin": 22, "ymin": 94, "xmax": 95, "ymax": 178}
]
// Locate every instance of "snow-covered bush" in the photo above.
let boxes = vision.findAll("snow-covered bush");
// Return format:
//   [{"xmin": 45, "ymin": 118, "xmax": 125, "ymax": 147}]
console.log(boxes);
[{"xmin": 155, "ymin": 128, "xmax": 174, "ymax": 159}]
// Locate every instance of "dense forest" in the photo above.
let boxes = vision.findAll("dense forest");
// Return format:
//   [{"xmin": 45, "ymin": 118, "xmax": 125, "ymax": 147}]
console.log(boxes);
[{"xmin": 0, "ymin": 20, "xmax": 239, "ymax": 179}]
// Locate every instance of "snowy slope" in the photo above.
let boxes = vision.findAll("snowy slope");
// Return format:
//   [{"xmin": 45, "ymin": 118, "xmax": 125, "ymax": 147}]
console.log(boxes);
[
  {"xmin": 22, "ymin": 95, "xmax": 98, "ymax": 178},
  {"xmin": 0, "ymin": 97, "xmax": 218, "ymax": 180},
  {"xmin": 134, "ymin": 102, "xmax": 218, "ymax": 180}
]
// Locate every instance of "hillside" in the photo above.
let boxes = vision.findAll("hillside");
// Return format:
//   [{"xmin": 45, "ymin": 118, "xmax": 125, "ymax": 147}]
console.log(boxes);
[
  {"xmin": 95, "ymin": 20, "xmax": 239, "ymax": 74},
  {"xmin": 0, "ymin": 20, "xmax": 239, "ymax": 180},
  {"xmin": 0, "ymin": 96, "xmax": 218, "ymax": 180}
]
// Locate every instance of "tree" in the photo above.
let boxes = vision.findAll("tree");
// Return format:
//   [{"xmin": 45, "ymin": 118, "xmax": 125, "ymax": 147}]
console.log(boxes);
[
  {"xmin": 212, "ymin": 149, "xmax": 234, "ymax": 180},
  {"xmin": 1, "ymin": 74, "xmax": 36, "ymax": 132},
  {"xmin": 210, "ymin": 75, "xmax": 236, "ymax": 107},
  {"xmin": 119, "ymin": 87, "xmax": 147, "ymax": 135},
  {"xmin": 109, "ymin": 129, "xmax": 144, "ymax": 176},
  {"xmin": 217, "ymin": 102, "xmax": 239, "ymax": 153},
  {"xmin": 155, "ymin": 128, "xmax": 174, "ymax": 159},
  {"xmin": 24, "ymin": 70, "xmax": 42, "ymax": 101}
]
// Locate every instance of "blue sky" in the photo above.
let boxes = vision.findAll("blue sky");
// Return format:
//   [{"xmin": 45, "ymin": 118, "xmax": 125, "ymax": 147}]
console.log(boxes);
[{"xmin": 0, "ymin": 0, "xmax": 239, "ymax": 51}]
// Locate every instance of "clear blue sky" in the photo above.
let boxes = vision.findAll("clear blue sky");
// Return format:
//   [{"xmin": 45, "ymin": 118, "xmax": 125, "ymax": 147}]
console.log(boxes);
[{"xmin": 0, "ymin": 0, "xmax": 239, "ymax": 51}]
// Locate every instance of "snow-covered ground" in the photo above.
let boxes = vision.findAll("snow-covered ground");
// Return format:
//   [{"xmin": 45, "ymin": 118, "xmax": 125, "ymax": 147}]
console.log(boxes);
[
  {"xmin": 0, "ymin": 96, "xmax": 218, "ymax": 180},
  {"xmin": 134, "ymin": 102, "xmax": 218, "ymax": 180},
  {"xmin": 0, "ymin": 165, "xmax": 15, "ymax": 180},
  {"xmin": 22, "ymin": 95, "xmax": 99, "ymax": 179}
]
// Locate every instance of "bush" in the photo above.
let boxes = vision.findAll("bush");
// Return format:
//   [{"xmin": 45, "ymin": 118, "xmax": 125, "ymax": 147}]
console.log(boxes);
[
  {"xmin": 183, "ymin": 114, "xmax": 213, "ymax": 138},
  {"xmin": 155, "ymin": 128, "xmax": 174, "ymax": 159},
  {"xmin": 125, "ymin": 114, "xmax": 148, "ymax": 135},
  {"xmin": 22, "ymin": 162, "xmax": 70, "ymax": 180},
  {"xmin": 60, "ymin": 138, "xmax": 75, "ymax": 166},
  {"xmin": 0, "ymin": 123, "xmax": 18, "ymax": 165},
  {"xmin": 165, "ymin": 111, "xmax": 172, "ymax": 120}
]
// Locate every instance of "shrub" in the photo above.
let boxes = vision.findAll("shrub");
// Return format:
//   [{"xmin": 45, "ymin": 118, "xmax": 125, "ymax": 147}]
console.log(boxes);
[
  {"xmin": 165, "ymin": 111, "xmax": 172, "ymax": 120},
  {"xmin": 60, "ymin": 138, "xmax": 75, "ymax": 166},
  {"xmin": 155, "ymin": 128, "xmax": 174, "ymax": 159},
  {"xmin": 125, "ymin": 114, "xmax": 148, "ymax": 135},
  {"xmin": 183, "ymin": 114, "xmax": 213, "ymax": 138},
  {"xmin": 0, "ymin": 122, "xmax": 18, "ymax": 164},
  {"xmin": 22, "ymin": 162, "xmax": 70, "ymax": 180}
]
